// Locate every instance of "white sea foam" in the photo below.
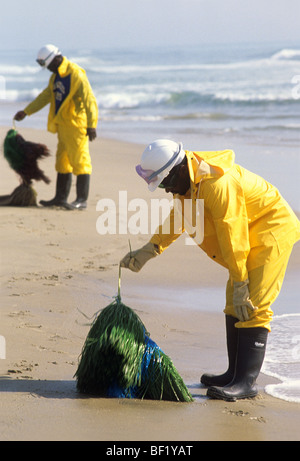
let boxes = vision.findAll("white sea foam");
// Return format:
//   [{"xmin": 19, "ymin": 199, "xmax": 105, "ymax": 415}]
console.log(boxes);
[
  {"xmin": 271, "ymin": 49, "xmax": 300, "ymax": 61},
  {"xmin": 3, "ymin": 88, "xmax": 42, "ymax": 102},
  {"xmin": 264, "ymin": 381, "xmax": 300, "ymax": 403},
  {"xmin": 99, "ymin": 90, "xmax": 169, "ymax": 109},
  {"xmin": 76, "ymin": 48, "xmax": 300, "ymax": 74},
  {"xmin": 262, "ymin": 314, "xmax": 300, "ymax": 403},
  {"xmin": 0, "ymin": 64, "xmax": 39, "ymax": 75}
]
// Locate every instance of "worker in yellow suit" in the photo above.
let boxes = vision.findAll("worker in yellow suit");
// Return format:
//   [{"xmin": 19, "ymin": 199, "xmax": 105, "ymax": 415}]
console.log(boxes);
[
  {"xmin": 14, "ymin": 44, "xmax": 98, "ymax": 210},
  {"xmin": 120, "ymin": 139, "xmax": 300, "ymax": 402}
]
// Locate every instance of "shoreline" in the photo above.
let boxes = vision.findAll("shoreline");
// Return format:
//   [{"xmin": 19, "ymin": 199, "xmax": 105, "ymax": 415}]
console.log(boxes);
[{"xmin": 0, "ymin": 126, "xmax": 299, "ymax": 441}]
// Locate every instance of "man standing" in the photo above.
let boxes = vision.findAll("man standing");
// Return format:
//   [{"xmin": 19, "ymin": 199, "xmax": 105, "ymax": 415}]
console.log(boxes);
[
  {"xmin": 120, "ymin": 139, "xmax": 300, "ymax": 402},
  {"xmin": 14, "ymin": 44, "xmax": 98, "ymax": 210}
]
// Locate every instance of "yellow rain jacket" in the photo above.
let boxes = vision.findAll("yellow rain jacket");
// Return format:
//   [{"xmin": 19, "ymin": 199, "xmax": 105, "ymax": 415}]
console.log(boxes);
[
  {"xmin": 151, "ymin": 150, "xmax": 300, "ymax": 283},
  {"xmin": 24, "ymin": 57, "xmax": 98, "ymax": 175},
  {"xmin": 24, "ymin": 57, "xmax": 98, "ymax": 133}
]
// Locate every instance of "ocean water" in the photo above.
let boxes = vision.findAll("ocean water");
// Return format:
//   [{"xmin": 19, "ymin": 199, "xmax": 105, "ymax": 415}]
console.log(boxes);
[
  {"xmin": 0, "ymin": 42, "xmax": 299, "ymax": 210},
  {"xmin": 262, "ymin": 314, "xmax": 300, "ymax": 403},
  {"xmin": 1, "ymin": 42, "xmax": 299, "ymax": 402},
  {"xmin": 1, "ymin": 43, "xmax": 300, "ymax": 144}
]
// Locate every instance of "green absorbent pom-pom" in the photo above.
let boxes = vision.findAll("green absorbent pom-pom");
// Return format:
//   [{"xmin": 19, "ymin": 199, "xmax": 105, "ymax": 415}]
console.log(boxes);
[
  {"xmin": 4, "ymin": 129, "xmax": 24, "ymax": 171},
  {"xmin": 75, "ymin": 297, "xmax": 148, "ymax": 395},
  {"xmin": 137, "ymin": 337, "xmax": 194, "ymax": 402},
  {"xmin": 3, "ymin": 129, "xmax": 50, "ymax": 185},
  {"xmin": 75, "ymin": 296, "xmax": 193, "ymax": 402}
]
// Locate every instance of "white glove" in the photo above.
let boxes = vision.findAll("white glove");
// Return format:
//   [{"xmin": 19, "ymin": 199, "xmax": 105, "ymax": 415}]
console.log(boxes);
[
  {"xmin": 233, "ymin": 279, "xmax": 257, "ymax": 322},
  {"xmin": 120, "ymin": 242, "xmax": 158, "ymax": 272}
]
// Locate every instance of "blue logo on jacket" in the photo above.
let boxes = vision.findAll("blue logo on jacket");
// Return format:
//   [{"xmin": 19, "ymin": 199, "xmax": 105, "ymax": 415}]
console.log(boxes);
[{"xmin": 53, "ymin": 74, "xmax": 71, "ymax": 114}]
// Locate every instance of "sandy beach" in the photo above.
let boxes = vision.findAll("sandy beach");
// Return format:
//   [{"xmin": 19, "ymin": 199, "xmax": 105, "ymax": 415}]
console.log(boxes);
[{"xmin": 0, "ymin": 126, "xmax": 299, "ymax": 442}]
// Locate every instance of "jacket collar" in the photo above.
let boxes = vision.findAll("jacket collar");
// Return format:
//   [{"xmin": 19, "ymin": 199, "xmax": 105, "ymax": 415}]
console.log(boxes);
[
  {"xmin": 185, "ymin": 149, "xmax": 235, "ymax": 185},
  {"xmin": 57, "ymin": 57, "xmax": 70, "ymax": 77}
]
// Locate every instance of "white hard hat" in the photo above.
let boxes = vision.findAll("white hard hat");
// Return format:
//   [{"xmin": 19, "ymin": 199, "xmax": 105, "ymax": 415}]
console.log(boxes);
[
  {"xmin": 136, "ymin": 139, "xmax": 185, "ymax": 191},
  {"xmin": 36, "ymin": 44, "xmax": 61, "ymax": 67}
]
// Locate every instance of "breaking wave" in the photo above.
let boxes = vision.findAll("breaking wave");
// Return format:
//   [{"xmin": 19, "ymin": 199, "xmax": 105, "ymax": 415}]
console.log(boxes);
[{"xmin": 262, "ymin": 314, "xmax": 300, "ymax": 403}]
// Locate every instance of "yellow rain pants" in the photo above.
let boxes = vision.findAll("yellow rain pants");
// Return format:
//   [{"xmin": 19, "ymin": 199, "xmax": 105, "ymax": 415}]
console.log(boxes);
[
  {"xmin": 150, "ymin": 150, "xmax": 300, "ymax": 331},
  {"xmin": 24, "ymin": 57, "xmax": 98, "ymax": 176},
  {"xmin": 56, "ymin": 124, "xmax": 92, "ymax": 175},
  {"xmin": 224, "ymin": 247, "xmax": 293, "ymax": 331}
]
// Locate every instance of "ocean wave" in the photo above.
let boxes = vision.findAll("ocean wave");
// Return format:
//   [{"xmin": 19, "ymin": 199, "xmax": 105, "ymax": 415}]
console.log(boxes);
[
  {"xmin": 2, "ymin": 88, "xmax": 42, "ymax": 102},
  {"xmin": 5, "ymin": 90, "xmax": 297, "ymax": 109},
  {"xmin": 262, "ymin": 314, "xmax": 300, "ymax": 402},
  {"xmin": 265, "ymin": 382, "xmax": 300, "ymax": 403},
  {"xmin": 79, "ymin": 47, "xmax": 300, "ymax": 74},
  {"xmin": 271, "ymin": 48, "xmax": 300, "ymax": 61},
  {"xmin": 86, "ymin": 58, "xmax": 299, "ymax": 76},
  {"xmin": 6, "ymin": 86, "xmax": 297, "ymax": 107},
  {"xmin": 0, "ymin": 64, "xmax": 39, "ymax": 75},
  {"xmin": 99, "ymin": 91, "xmax": 169, "ymax": 109},
  {"xmin": 101, "ymin": 111, "xmax": 231, "ymax": 122},
  {"xmin": 213, "ymin": 90, "xmax": 297, "ymax": 104},
  {"xmin": 2, "ymin": 46, "xmax": 299, "ymax": 143},
  {"xmin": 2, "ymin": 47, "xmax": 299, "ymax": 79},
  {"xmin": 101, "ymin": 114, "xmax": 163, "ymax": 122},
  {"xmin": 85, "ymin": 59, "xmax": 294, "ymax": 74},
  {"xmin": 245, "ymin": 123, "xmax": 300, "ymax": 132},
  {"xmin": 101, "ymin": 111, "xmax": 287, "ymax": 123},
  {"xmin": 96, "ymin": 88, "xmax": 297, "ymax": 111}
]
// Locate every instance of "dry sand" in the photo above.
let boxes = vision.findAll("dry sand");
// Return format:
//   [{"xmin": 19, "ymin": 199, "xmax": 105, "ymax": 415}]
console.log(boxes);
[{"xmin": 0, "ymin": 126, "xmax": 299, "ymax": 441}]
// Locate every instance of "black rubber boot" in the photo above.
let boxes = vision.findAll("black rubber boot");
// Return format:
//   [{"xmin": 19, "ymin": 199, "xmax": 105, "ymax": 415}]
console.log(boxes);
[
  {"xmin": 71, "ymin": 174, "xmax": 90, "ymax": 210},
  {"xmin": 207, "ymin": 327, "xmax": 268, "ymax": 402},
  {"xmin": 201, "ymin": 315, "xmax": 238, "ymax": 387},
  {"xmin": 40, "ymin": 173, "xmax": 73, "ymax": 210}
]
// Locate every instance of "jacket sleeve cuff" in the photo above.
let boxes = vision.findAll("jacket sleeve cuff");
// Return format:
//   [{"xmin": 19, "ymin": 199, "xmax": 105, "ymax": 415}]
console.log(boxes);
[{"xmin": 150, "ymin": 235, "xmax": 164, "ymax": 254}]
